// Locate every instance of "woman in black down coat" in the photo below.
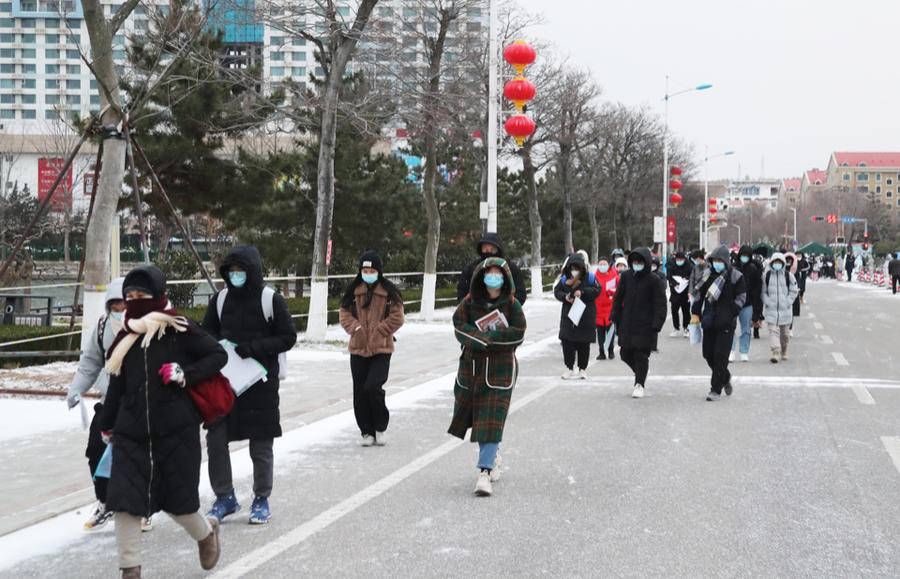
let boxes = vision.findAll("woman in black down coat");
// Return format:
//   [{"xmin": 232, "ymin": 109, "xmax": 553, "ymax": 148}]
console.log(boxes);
[
  {"xmin": 554, "ymin": 253, "xmax": 600, "ymax": 380},
  {"xmin": 100, "ymin": 266, "xmax": 227, "ymax": 578}
]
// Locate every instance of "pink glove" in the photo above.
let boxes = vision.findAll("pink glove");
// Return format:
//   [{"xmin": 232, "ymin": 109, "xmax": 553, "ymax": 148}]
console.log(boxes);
[{"xmin": 158, "ymin": 363, "xmax": 186, "ymax": 387}]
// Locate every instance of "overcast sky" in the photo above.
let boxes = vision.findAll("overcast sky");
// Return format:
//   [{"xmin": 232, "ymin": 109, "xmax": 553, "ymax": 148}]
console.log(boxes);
[{"xmin": 513, "ymin": 0, "xmax": 900, "ymax": 180}]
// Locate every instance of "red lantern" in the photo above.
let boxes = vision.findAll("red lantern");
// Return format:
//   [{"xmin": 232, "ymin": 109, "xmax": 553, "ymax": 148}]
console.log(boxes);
[
  {"xmin": 503, "ymin": 40, "xmax": 537, "ymax": 75},
  {"xmin": 669, "ymin": 179, "xmax": 682, "ymax": 191},
  {"xmin": 669, "ymin": 192, "xmax": 683, "ymax": 207},
  {"xmin": 670, "ymin": 166, "xmax": 683, "ymax": 177},
  {"xmin": 504, "ymin": 114, "xmax": 536, "ymax": 147},
  {"xmin": 504, "ymin": 77, "xmax": 536, "ymax": 112}
]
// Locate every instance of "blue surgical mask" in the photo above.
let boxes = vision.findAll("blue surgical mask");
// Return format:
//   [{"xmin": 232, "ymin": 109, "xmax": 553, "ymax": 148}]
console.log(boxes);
[
  {"xmin": 362, "ymin": 273, "xmax": 379, "ymax": 285},
  {"xmin": 229, "ymin": 271, "xmax": 247, "ymax": 288},
  {"xmin": 713, "ymin": 261, "xmax": 726, "ymax": 273},
  {"xmin": 740, "ymin": 255, "xmax": 750, "ymax": 264},
  {"xmin": 632, "ymin": 263, "xmax": 645, "ymax": 272},
  {"xmin": 109, "ymin": 311, "xmax": 124, "ymax": 322},
  {"xmin": 691, "ymin": 258, "xmax": 700, "ymax": 266},
  {"xmin": 675, "ymin": 259, "xmax": 685, "ymax": 266},
  {"xmin": 598, "ymin": 264, "xmax": 610, "ymax": 273},
  {"xmin": 772, "ymin": 263, "xmax": 784, "ymax": 272},
  {"xmin": 484, "ymin": 273, "xmax": 505, "ymax": 289}
]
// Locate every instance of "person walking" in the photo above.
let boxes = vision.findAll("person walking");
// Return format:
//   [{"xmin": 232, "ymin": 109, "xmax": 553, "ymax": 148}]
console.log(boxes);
[
  {"xmin": 762, "ymin": 253, "xmax": 800, "ymax": 363},
  {"xmin": 457, "ymin": 233, "xmax": 527, "ymax": 305},
  {"xmin": 66, "ymin": 277, "xmax": 126, "ymax": 532},
  {"xmin": 594, "ymin": 256, "xmax": 619, "ymax": 360},
  {"xmin": 797, "ymin": 252, "xmax": 811, "ymax": 301},
  {"xmin": 667, "ymin": 251, "xmax": 692, "ymax": 338},
  {"xmin": 691, "ymin": 246, "xmax": 747, "ymax": 401},
  {"xmin": 890, "ymin": 252, "xmax": 900, "ymax": 294},
  {"xmin": 202, "ymin": 246, "xmax": 297, "ymax": 525},
  {"xmin": 339, "ymin": 250, "xmax": 405, "ymax": 447},
  {"xmin": 731, "ymin": 245, "xmax": 762, "ymax": 363},
  {"xmin": 448, "ymin": 257, "xmax": 526, "ymax": 497},
  {"xmin": 688, "ymin": 250, "xmax": 707, "ymax": 298},
  {"xmin": 845, "ymin": 251, "xmax": 855, "ymax": 282},
  {"xmin": 610, "ymin": 248, "xmax": 667, "ymax": 399},
  {"xmin": 554, "ymin": 253, "xmax": 600, "ymax": 379},
  {"xmin": 100, "ymin": 266, "xmax": 228, "ymax": 578},
  {"xmin": 785, "ymin": 252, "xmax": 801, "ymax": 336}
]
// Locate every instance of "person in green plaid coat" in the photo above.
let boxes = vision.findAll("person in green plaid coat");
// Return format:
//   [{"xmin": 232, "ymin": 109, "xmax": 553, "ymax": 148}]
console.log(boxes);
[{"xmin": 448, "ymin": 257, "xmax": 527, "ymax": 497}]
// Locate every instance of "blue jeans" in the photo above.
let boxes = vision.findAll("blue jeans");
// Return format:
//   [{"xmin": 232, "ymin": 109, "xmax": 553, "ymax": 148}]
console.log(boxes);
[
  {"xmin": 478, "ymin": 442, "xmax": 499, "ymax": 470},
  {"xmin": 732, "ymin": 306, "xmax": 753, "ymax": 354}
]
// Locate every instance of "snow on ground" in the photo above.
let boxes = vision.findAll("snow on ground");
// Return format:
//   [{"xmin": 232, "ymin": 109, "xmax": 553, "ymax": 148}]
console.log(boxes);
[
  {"xmin": 0, "ymin": 334, "xmax": 558, "ymax": 572},
  {"xmin": 0, "ymin": 361, "xmax": 77, "ymax": 392},
  {"xmin": 0, "ymin": 398, "xmax": 89, "ymax": 442}
]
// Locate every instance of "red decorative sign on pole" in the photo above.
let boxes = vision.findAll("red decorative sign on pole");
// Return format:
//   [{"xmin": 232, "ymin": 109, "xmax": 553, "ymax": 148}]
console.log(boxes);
[
  {"xmin": 83, "ymin": 172, "xmax": 96, "ymax": 196},
  {"xmin": 326, "ymin": 239, "xmax": 333, "ymax": 267},
  {"xmin": 37, "ymin": 157, "xmax": 73, "ymax": 212},
  {"xmin": 666, "ymin": 215, "xmax": 677, "ymax": 244}
]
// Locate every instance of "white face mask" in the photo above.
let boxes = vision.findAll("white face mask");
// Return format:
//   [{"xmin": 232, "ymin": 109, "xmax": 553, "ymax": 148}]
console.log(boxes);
[{"xmin": 571, "ymin": 270, "xmax": 581, "ymax": 279}]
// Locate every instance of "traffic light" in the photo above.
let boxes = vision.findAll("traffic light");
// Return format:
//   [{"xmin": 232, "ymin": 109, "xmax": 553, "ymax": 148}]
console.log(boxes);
[
  {"xmin": 826, "ymin": 214, "xmax": 838, "ymax": 224},
  {"xmin": 810, "ymin": 215, "xmax": 825, "ymax": 222},
  {"xmin": 863, "ymin": 230, "xmax": 869, "ymax": 251}
]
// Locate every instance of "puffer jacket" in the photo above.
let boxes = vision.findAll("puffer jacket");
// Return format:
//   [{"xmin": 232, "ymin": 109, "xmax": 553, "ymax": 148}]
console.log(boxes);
[
  {"xmin": 593, "ymin": 267, "xmax": 619, "ymax": 327},
  {"xmin": 691, "ymin": 245, "xmax": 747, "ymax": 332},
  {"xmin": 202, "ymin": 245, "xmax": 297, "ymax": 441},
  {"xmin": 762, "ymin": 253, "xmax": 800, "ymax": 326},
  {"xmin": 610, "ymin": 247, "xmax": 668, "ymax": 349},
  {"xmin": 339, "ymin": 282, "xmax": 405, "ymax": 356},
  {"xmin": 554, "ymin": 254, "xmax": 601, "ymax": 343}
]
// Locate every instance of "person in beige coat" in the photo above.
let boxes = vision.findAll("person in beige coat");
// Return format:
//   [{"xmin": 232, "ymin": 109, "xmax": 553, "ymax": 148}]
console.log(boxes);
[{"xmin": 339, "ymin": 251, "xmax": 405, "ymax": 446}]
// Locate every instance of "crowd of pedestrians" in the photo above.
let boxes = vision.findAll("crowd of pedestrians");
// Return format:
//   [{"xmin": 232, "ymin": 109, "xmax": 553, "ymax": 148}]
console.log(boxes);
[{"xmin": 66, "ymin": 231, "xmax": 892, "ymax": 577}]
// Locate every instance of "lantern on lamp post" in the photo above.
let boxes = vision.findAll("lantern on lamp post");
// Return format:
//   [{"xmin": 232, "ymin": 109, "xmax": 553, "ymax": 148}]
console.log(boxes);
[{"xmin": 502, "ymin": 40, "xmax": 537, "ymax": 148}]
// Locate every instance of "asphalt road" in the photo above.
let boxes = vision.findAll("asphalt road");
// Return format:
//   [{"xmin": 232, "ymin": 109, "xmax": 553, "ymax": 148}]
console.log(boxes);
[{"xmin": 3, "ymin": 279, "xmax": 900, "ymax": 578}]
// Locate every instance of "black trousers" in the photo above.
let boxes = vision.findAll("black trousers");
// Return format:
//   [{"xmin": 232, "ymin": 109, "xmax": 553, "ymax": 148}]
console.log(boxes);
[
  {"xmin": 620, "ymin": 347, "xmax": 651, "ymax": 386},
  {"xmin": 86, "ymin": 403, "xmax": 108, "ymax": 503},
  {"xmin": 596, "ymin": 326, "xmax": 615, "ymax": 355},
  {"xmin": 702, "ymin": 327, "xmax": 733, "ymax": 394},
  {"xmin": 893, "ymin": 274, "xmax": 899, "ymax": 294},
  {"xmin": 561, "ymin": 339, "xmax": 590, "ymax": 370},
  {"xmin": 670, "ymin": 298, "xmax": 690, "ymax": 331},
  {"xmin": 350, "ymin": 354, "xmax": 392, "ymax": 436}
]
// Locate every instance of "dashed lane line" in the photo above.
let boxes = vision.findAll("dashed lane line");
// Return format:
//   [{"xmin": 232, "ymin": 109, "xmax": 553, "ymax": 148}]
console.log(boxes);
[
  {"xmin": 818, "ymin": 335, "xmax": 834, "ymax": 345},
  {"xmin": 832, "ymin": 352, "xmax": 850, "ymax": 367},
  {"xmin": 852, "ymin": 385, "xmax": 876, "ymax": 405},
  {"xmin": 813, "ymin": 322, "xmax": 824, "ymax": 330},
  {"xmin": 881, "ymin": 437, "xmax": 900, "ymax": 475}
]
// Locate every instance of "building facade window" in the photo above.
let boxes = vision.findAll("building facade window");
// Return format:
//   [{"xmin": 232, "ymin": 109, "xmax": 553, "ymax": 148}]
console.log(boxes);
[
  {"xmin": 45, "ymin": 33, "xmax": 58, "ymax": 43},
  {"xmin": 21, "ymin": 78, "xmax": 35, "ymax": 88},
  {"xmin": 0, "ymin": 94, "xmax": 15, "ymax": 103},
  {"xmin": 857, "ymin": 172, "xmax": 868, "ymax": 181},
  {"xmin": 22, "ymin": 109, "xmax": 35, "ymax": 119},
  {"xmin": 876, "ymin": 173, "xmax": 882, "ymax": 181},
  {"xmin": 0, "ymin": 63, "xmax": 13, "ymax": 73},
  {"xmin": 21, "ymin": 48, "xmax": 35, "ymax": 58},
  {"xmin": 21, "ymin": 93, "xmax": 34, "ymax": 103},
  {"xmin": 0, "ymin": 109, "xmax": 15, "ymax": 119},
  {"xmin": 20, "ymin": 33, "xmax": 34, "ymax": 43}
]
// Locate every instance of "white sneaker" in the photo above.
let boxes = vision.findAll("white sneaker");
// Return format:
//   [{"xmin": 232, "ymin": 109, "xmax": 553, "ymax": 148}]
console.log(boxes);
[
  {"xmin": 83, "ymin": 502, "xmax": 113, "ymax": 531},
  {"xmin": 474, "ymin": 471, "xmax": 493, "ymax": 496},
  {"xmin": 141, "ymin": 516, "xmax": 153, "ymax": 532},
  {"xmin": 682, "ymin": 328, "xmax": 690, "ymax": 338},
  {"xmin": 577, "ymin": 369, "xmax": 588, "ymax": 380},
  {"xmin": 490, "ymin": 453, "xmax": 503, "ymax": 483},
  {"xmin": 561, "ymin": 369, "xmax": 578, "ymax": 380},
  {"xmin": 632, "ymin": 384, "xmax": 645, "ymax": 399},
  {"xmin": 374, "ymin": 431, "xmax": 387, "ymax": 446},
  {"xmin": 669, "ymin": 330, "xmax": 682, "ymax": 338},
  {"xmin": 740, "ymin": 353, "xmax": 749, "ymax": 363},
  {"xmin": 728, "ymin": 351, "xmax": 735, "ymax": 362},
  {"xmin": 360, "ymin": 435, "xmax": 375, "ymax": 447}
]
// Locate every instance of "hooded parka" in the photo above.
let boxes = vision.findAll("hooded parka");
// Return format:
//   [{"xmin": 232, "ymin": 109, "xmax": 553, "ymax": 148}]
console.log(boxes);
[
  {"xmin": 610, "ymin": 248, "xmax": 668, "ymax": 349},
  {"xmin": 202, "ymin": 246, "xmax": 297, "ymax": 441},
  {"xmin": 553, "ymin": 254, "xmax": 601, "ymax": 343},
  {"xmin": 762, "ymin": 253, "xmax": 800, "ymax": 326},
  {"xmin": 449, "ymin": 257, "xmax": 526, "ymax": 443}
]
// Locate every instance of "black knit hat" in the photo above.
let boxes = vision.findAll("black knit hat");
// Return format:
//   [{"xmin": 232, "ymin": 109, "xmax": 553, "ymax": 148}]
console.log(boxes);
[
  {"xmin": 358, "ymin": 250, "xmax": 383, "ymax": 273},
  {"xmin": 122, "ymin": 265, "xmax": 166, "ymax": 299}
]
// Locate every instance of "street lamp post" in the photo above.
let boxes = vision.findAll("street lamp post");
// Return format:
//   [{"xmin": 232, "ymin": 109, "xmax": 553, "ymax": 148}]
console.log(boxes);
[
  {"xmin": 703, "ymin": 148, "xmax": 734, "ymax": 250},
  {"xmin": 662, "ymin": 77, "xmax": 712, "ymax": 264},
  {"xmin": 790, "ymin": 208, "xmax": 797, "ymax": 247}
]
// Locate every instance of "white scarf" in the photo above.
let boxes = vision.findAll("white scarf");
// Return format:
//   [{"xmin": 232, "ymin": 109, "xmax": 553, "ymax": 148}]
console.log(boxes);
[{"xmin": 105, "ymin": 306, "xmax": 189, "ymax": 376}]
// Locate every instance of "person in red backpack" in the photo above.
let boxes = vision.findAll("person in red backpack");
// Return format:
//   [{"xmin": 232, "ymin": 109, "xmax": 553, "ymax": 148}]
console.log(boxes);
[{"xmin": 594, "ymin": 256, "xmax": 619, "ymax": 360}]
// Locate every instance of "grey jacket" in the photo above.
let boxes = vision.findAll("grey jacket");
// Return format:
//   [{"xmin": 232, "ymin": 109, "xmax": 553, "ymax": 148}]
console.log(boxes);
[
  {"xmin": 66, "ymin": 278, "xmax": 124, "ymax": 405},
  {"xmin": 67, "ymin": 313, "xmax": 119, "ymax": 404},
  {"xmin": 762, "ymin": 267, "xmax": 799, "ymax": 327}
]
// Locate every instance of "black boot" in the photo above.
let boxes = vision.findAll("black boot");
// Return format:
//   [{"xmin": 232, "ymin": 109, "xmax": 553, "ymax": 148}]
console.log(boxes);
[
  {"xmin": 608, "ymin": 347, "xmax": 615, "ymax": 360},
  {"xmin": 596, "ymin": 350, "xmax": 606, "ymax": 360}
]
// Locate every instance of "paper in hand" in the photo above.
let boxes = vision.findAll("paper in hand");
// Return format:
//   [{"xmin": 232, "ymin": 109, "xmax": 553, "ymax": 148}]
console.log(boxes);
[
  {"xmin": 475, "ymin": 310, "xmax": 509, "ymax": 332},
  {"xmin": 219, "ymin": 340, "xmax": 268, "ymax": 396},
  {"xmin": 567, "ymin": 297, "xmax": 587, "ymax": 326}
]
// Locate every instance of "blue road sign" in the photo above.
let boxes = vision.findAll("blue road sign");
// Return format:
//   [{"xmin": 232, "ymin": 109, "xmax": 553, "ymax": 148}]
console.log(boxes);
[{"xmin": 841, "ymin": 216, "xmax": 858, "ymax": 224}]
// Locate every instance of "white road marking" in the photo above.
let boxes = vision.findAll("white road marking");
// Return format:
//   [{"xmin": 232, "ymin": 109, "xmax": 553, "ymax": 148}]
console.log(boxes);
[
  {"xmin": 807, "ymin": 312, "xmax": 815, "ymax": 319},
  {"xmin": 575, "ymin": 375, "xmax": 900, "ymax": 388},
  {"xmin": 881, "ymin": 437, "xmax": 900, "ymax": 475},
  {"xmin": 818, "ymin": 335, "xmax": 834, "ymax": 345},
  {"xmin": 852, "ymin": 385, "xmax": 876, "ymax": 405},
  {"xmin": 813, "ymin": 322, "xmax": 824, "ymax": 330},
  {"xmin": 213, "ymin": 351, "xmax": 560, "ymax": 578},
  {"xmin": 832, "ymin": 352, "xmax": 850, "ymax": 367}
]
